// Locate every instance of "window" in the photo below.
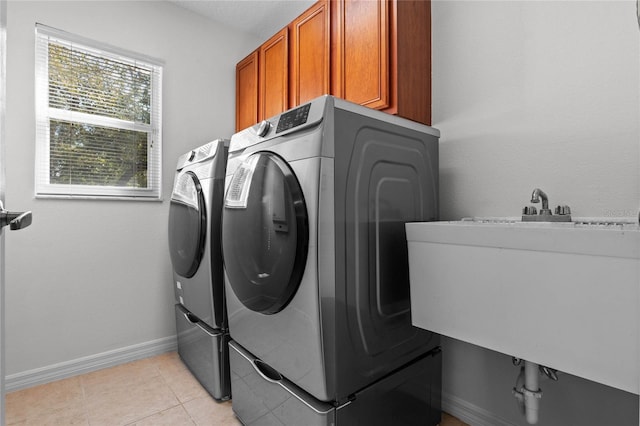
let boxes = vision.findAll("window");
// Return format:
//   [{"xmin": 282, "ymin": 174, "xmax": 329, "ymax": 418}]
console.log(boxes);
[{"xmin": 35, "ymin": 24, "xmax": 163, "ymax": 200}]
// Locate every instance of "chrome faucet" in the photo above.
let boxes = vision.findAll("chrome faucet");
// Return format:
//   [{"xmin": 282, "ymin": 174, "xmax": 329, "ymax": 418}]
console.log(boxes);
[
  {"xmin": 522, "ymin": 188, "xmax": 572, "ymax": 222},
  {"xmin": 530, "ymin": 188, "xmax": 551, "ymax": 215}
]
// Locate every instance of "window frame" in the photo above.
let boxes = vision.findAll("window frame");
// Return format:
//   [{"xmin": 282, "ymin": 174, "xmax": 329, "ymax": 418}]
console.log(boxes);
[{"xmin": 35, "ymin": 24, "xmax": 163, "ymax": 200}]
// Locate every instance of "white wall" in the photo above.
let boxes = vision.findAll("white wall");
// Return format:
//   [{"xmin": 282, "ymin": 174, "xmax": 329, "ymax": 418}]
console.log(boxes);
[
  {"xmin": 436, "ymin": 0, "xmax": 638, "ymax": 220},
  {"xmin": 4, "ymin": 1, "xmax": 258, "ymax": 376},
  {"xmin": 433, "ymin": 0, "xmax": 639, "ymax": 424}
]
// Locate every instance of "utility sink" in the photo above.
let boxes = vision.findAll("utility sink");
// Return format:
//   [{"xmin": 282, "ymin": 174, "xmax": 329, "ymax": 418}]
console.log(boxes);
[{"xmin": 406, "ymin": 218, "xmax": 640, "ymax": 394}]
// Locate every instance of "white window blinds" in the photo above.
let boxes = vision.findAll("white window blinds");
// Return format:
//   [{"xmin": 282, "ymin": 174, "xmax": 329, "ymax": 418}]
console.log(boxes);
[{"xmin": 35, "ymin": 24, "xmax": 163, "ymax": 200}]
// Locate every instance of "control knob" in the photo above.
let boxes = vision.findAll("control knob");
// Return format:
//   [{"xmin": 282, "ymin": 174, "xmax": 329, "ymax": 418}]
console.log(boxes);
[{"xmin": 256, "ymin": 120, "xmax": 271, "ymax": 137}]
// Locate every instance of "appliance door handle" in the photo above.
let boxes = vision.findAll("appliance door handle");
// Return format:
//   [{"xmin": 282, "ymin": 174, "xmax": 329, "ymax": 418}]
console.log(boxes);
[{"xmin": 181, "ymin": 311, "xmax": 222, "ymax": 338}]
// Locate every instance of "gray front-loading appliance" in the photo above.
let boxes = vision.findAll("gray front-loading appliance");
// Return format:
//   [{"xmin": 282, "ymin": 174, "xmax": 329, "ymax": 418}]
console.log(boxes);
[
  {"xmin": 222, "ymin": 96, "xmax": 441, "ymax": 425},
  {"xmin": 168, "ymin": 139, "xmax": 230, "ymax": 400}
]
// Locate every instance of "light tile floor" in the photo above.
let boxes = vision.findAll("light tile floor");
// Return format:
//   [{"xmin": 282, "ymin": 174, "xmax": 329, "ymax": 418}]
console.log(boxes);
[{"xmin": 6, "ymin": 352, "xmax": 468, "ymax": 426}]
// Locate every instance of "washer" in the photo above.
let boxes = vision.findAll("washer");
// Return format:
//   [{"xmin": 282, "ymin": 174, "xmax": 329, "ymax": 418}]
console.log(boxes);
[
  {"xmin": 168, "ymin": 139, "xmax": 230, "ymax": 400},
  {"xmin": 222, "ymin": 96, "xmax": 441, "ymax": 424}
]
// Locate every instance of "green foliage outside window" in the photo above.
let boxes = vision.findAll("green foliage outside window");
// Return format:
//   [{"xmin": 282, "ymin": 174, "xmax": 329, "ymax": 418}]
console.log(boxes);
[
  {"xmin": 49, "ymin": 120, "xmax": 148, "ymax": 187},
  {"xmin": 47, "ymin": 43, "xmax": 152, "ymax": 188}
]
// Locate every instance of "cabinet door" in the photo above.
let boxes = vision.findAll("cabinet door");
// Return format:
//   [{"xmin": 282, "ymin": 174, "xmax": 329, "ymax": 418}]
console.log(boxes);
[
  {"xmin": 236, "ymin": 50, "xmax": 259, "ymax": 132},
  {"xmin": 290, "ymin": 0, "xmax": 330, "ymax": 107},
  {"xmin": 260, "ymin": 28, "xmax": 289, "ymax": 120},
  {"xmin": 333, "ymin": 0, "xmax": 389, "ymax": 110},
  {"xmin": 388, "ymin": 0, "xmax": 432, "ymax": 125}
]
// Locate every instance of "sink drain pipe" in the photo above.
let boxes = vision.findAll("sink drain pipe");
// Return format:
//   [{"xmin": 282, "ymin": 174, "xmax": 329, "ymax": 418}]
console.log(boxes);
[{"xmin": 512, "ymin": 359, "xmax": 544, "ymax": 424}]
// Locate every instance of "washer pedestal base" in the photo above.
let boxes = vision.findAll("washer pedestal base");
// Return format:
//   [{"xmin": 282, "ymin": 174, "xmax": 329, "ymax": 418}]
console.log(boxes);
[{"xmin": 229, "ymin": 340, "xmax": 441, "ymax": 426}]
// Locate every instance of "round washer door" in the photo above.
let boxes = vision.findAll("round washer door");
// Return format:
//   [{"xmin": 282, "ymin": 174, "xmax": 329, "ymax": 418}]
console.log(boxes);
[
  {"xmin": 168, "ymin": 171, "xmax": 207, "ymax": 278},
  {"xmin": 222, "ymin": 152, "xmax": 308, "ymax": 315}
]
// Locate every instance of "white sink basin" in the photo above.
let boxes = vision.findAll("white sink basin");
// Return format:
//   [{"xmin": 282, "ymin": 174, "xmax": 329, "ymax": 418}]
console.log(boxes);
[{"xmin": 406, "ymin": 218, "xmax": 640, "ymax": 394}]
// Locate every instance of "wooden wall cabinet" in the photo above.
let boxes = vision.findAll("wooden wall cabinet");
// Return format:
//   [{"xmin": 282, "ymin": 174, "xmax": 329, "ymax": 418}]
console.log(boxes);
[
  {"xmin": 259, "ymin": 28, "xmax": 289, "ymax": 122},
  {"xmin": 236, "ymin": 2, "xmax": 329, "ymax": 132},
  {"xmin": 332, "ymin": 0, "xmax": 431, "ymax": 125},
  {"xmin": 331, "ymin": 0, "xmax": 389, "ymax": 110},
  {"xmin": 236, "ymin": 28, "xmax": 289, "ymax": 132},
  {"xmin": 236, "ymin": 0, "xmax": 431, "ymax": 131},
  {"xmin": 290, "ymin": 0, "xmax": 331, "ymax": 108},
  {"xmin": 235, "ymin": 50, "xmax": 258, "ymax": 132}
]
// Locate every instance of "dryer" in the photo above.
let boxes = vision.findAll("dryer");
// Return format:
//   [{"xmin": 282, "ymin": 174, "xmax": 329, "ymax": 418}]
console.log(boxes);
[
  {"xmin": 222, "ymin": 96, "xmax": 441, "ymax": 425},
  {"xmin": 168, "ymin": 139, "xmax": 230, "ymax": 400}
]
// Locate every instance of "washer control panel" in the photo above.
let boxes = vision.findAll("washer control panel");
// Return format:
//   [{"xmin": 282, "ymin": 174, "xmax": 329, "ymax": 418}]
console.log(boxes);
[{"xmin": 276, "ymin": 103, "xmax": 311, "ymax": 133}]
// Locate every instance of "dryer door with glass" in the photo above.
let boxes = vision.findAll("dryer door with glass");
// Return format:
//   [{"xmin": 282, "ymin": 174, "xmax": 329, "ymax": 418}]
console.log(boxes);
[{"xmin": 222, "ymin": 152, "xmax": 308, "ymax": 315}]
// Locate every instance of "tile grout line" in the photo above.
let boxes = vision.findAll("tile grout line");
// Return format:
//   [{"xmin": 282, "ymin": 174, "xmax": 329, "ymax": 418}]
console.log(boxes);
[
  {"xmin": 121, "ymin": 403, "xmax": 188, "ymax": 426},
  {"xmin": 154, "ymin": 355, "xmax": 200, "ymax": 425},
  {"xmin": 123, "ymin": 356, "xmax": 184, "ymax": 426},
  {"xmin": 137, "ymin": 356, "xmax": 192, "ymax": 426},
  {"xmin": 182, "ymin": 402, "xmax": 200, "ymax": 426}
]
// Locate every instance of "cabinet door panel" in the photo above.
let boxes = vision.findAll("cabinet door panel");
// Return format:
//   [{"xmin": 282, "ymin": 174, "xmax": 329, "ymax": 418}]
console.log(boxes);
[
  {"xmin": 291, "ymin": 0, "xmax": 330, "ymax": 107},
  {"xmin": 236, "ymin": 50, "xmax": 259, "ymax": 132},
  {"xmin": 340, "ymin": 0, "xmax": 389, "ymax": 109},
  {"xmin": 260, "ymin": 28, "xmax": 289, "ymax": 120},
  {"xmin": 389, "ymin": 0, "xmax": 431, "ymax": 125}
]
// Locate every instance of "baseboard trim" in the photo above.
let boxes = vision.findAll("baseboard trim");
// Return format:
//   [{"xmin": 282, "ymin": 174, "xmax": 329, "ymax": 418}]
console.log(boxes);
[
  {"xmin": 5, "ymin": 335, "xmax": 177, "ymax": 392},
  {"xmin": 442, "ymin": 390, "xmax": 516, "ymax": 426}
]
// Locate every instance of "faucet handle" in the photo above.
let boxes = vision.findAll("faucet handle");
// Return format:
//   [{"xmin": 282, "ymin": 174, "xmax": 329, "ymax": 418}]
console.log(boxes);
[
  {"xmin": 522, "ymin": 205, "xmax": 538, "ymax": 215},
  {"xmin": 555, "ymin": 205, "xmax": 571, "ymax": 215}
]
